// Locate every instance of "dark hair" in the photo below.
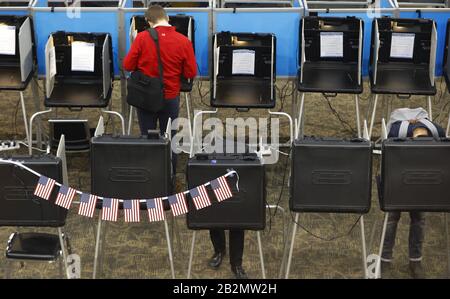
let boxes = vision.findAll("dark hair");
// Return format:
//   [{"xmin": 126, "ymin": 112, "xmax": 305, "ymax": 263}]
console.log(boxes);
[{"xmin": 145, "ymin": 5, "xmax": 168, "ymax": 24}]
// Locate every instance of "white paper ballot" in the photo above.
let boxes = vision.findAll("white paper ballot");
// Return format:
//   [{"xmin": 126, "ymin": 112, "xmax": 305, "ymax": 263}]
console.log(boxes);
[
  {"xmin": 71, "ymin": 41, "xmax": 95, "ymax": 72},
  {"xmin": 320, "ymin": 32, "xmax": 344, "ymax": 58},
  {"xmin": 232, "ymin": 49, "xmax": 255, "ymax": 75},
  {"xmin": 49, "ymin": 47, "xmax": 57, "ymax": 78},
  {"xmin": 390, "ymin": 33, "xmax": 415, "ymax": 59},
  {"xmin": 0, "ymin": 25, "xmax": 16, "ymax": 55}
]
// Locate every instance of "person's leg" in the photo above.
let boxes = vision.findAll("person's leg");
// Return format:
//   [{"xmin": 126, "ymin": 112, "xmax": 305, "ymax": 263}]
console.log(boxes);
[
  {"xmin": 408, "ymin": 212, "xmax": 426, "ymax": 278},
  {"xmin": 136, "ymin": 108, "xmax": 158, "ymax": 135},
  {"xmin": 381, "ymin": 212, "xmax": 402, "ymax": 262},
  {"xmin": 209, "ymin": 229, "xmax": 226, "ymax": 254},
  {"xmin": 157, "ymin": 97, "xmax": 180, "ymax": 174},
  {"xmin": 409, "ymin": 212, "xmax": 426, "ymax": 261},
  {"xmin": 229, "ymin": 229, "xmax": 245, "ymax": 267}
]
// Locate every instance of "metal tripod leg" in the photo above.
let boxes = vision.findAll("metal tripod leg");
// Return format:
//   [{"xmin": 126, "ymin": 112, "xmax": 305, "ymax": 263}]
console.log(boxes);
[
  {"xmin": 164, "ymin": 217, "xmax": 175, "ymax": 278},
  {"xmin": 57, "ymin": 228, "xmax": 67, "ymax": 278},
  {"xmin": 355, "ymin": 94, "xmax": 362, "ymax": 138},
  {"xmin": 427, "ymin": 96, "xmax": 433, "ymax": 121},
  {"xmin": 295, "ymin": 93, "xmax": 305, "ymax": 139},
  {"xmin": 360, "ymin": 216, "xmax": 368, "ymax": 278},
  {"xmin": 187, "ymin": 230, "xmax": 196, "ymax": 279},
  {"xmin": 185, "ymin": 93, "xmax": 193, "ymax": 142},
  {"xmin": 19, "ymin": 91, "xmax": 30, "ymax": 145},
  {"xmin": 374, "ymin": 212, "xmax": 389, "ymax": 279},
  {"xmin": 256, "ymin": 231, "xmax": 266, "ymax": 279},
  {"xmin": 285, "ymin": 213, "xmax": 299, "ymax": 279},
  {"xmin": 127, "ymin": 105, "xmax": 134, "ymax": 135},
  {"xmin": 93, "ymin": 216, "xmax": 103, "ymax": 279},
  {"xmin": 369, "ymin": 94, "xmax": 379, "ymax": 138},
  {"xmin": 445, "ymin": 213, "xmax": 450, "ymax": 278}
]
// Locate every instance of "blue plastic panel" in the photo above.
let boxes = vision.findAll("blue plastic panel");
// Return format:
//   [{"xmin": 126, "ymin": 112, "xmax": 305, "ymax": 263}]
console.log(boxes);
[
  {"xmin": 33, "ymin": 10, "xmax": 120, "ymax": 76},
  {"xmin": 317, "ymin": 11, "xmax": 394, "ymax": 76},
  {"xmin": 215, "ymin": 11, "xmax": 302, "ymax": 77},
  {"xmin": 399, "ymin": 11, "xmax": 450, "ymax": 76},
  {"xmin": 124, "ymin": 10, "xmax": 210, "ymax": 77}
]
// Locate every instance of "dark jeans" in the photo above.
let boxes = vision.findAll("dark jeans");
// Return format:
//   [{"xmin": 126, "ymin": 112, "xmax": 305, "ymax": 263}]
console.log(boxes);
[
  {"xmin": 381, "ymin": 212, "xmax": 426, "ymax": 262},
  {"xmin": 210, "ymin": 229, "xmax": 245, "ymax": 267},
  {"xmin": 136, "ymin": 97, "xmax": 179, "ymax": 174}
]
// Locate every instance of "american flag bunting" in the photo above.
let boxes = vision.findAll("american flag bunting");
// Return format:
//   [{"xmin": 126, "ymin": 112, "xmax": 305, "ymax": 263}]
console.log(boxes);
[
  {"xmin": 55, "ymin": 185, "xmax": 77, "ymax": 209},
  {"xmin": 168, "ymin": 193, "xmax": 188, "ymax": 216},
  {"xmin": 124, "ymin": 200, "xmax": 140, "ymax": 222},
  {"xmin": 210, "ymin": 175, "xmax": 233, "ymax": 202},
  {"xmin": 78, "ymin": 193, "xmax": 98, "ymax": 218},
  {"xmin": 146, "ymin": 198, "xmax": 165, "ymax": 222},
  {"xmin": 33, "ymin": 176, "xmax": 56, "ymax": 200},
  {"xmin": 102, "ymin": 198, "xmax": 119, "ymax": 222},
  {"xmin": 189, "ymin": 185, "xmax": 211, "ymax": 210}
]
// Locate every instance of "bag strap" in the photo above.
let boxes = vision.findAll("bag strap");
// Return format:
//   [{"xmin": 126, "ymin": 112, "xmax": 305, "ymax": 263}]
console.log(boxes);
[
  {"xmin": 398, "ymin": 121, "xmax": 410, "ymax": 138},
  {"xmin": 418, "ymin": 119, "xmax": 440, "ymax": 139},
  {"xmin": 147, "ymin": 28, "xmax": 164, "ymax": 81}
]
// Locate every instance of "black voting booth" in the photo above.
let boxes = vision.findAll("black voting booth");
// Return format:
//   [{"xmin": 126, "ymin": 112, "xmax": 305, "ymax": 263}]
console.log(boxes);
[
  {"xmin": 443, "ymin": 19, "xmax": 450, "ymax": 93},
  {"xmin": 44, "ymin": 31, "xmax": 114, "ymax": 108},
  {"xmin": 0, "ymin": 15, "xmax": 36, "ymax": 91},
  {"xmin": 212, "ymin": 31, "xmax": 276, "ymax": 109},
  {"xmin": 47, "ymin": 0, "xmax": 120, "ymax": 7},
  {"xmin": 367, "ymin": 17, "xmax": 437, "ymax": 137},
  {"xmin": 90, "ymin": 133, "xmax": 175, "ymax": 278},
  {"xmin": 380, "ymin": 138, "xmax": 450, "ymax": 212},
  {"xmin": 0, "ymin": 155, "xmax": 66, "ymax": 226},
  {"xmin": 90, "ymin": 134, "xmax": 173, "ymax": 202},
  {"xmin": 298, "ymin": 16, "xmax": 363, "ymax": 94},
  {"xmin": 305, "ymin": 0, "xmax": 372, "ymax": 8},
  {"xmin": 370, "ymin": 17, "xmax": 437, "ymax": 96},
  {"xmin": 290, "ymin": 137, "xmax": 372, "ymax": 214},
  {"xmin": 220, "ymin": 0, "xmax": 293, "ymax": 7},
  {"xmin": 186, "ymin": 153, "xmax": 266, "ymax": 230},
  {"xmin": 130, "ymin": 14, "xmax": 195, "ymax": 92},
  {"xmin": 0, "ymin": 155, "xmax": 68, "ymax": 278}
]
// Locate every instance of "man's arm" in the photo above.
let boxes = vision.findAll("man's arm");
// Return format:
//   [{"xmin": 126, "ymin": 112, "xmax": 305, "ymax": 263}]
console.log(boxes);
[
  {"xmin": 182, "ymin": 40, "xmax": 197, "ymax": 79},
  {"xmin": 123, "ymin": 33, "xmax": 142, "ymax": 72}
]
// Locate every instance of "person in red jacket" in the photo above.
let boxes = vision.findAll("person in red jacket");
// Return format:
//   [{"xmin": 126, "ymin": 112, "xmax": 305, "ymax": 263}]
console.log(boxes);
[{"xmin": 123, "ymin": 5, "xmax": 196, "ymax": 173}]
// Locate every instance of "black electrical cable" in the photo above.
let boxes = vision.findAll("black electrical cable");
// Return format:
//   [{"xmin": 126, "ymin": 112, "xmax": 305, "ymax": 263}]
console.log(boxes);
[
  {"xmin": 322, "ymin": 94, "xmax": 357, "ymax": 136},
  {"xmin": 290, "ymin": 212, "xmax": 362, "ymax": 242}
]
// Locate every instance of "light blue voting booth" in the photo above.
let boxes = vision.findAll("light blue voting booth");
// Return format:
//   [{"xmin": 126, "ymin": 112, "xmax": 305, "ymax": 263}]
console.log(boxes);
[
  {"xmin": 214, "ymin": 1, "xmax": 304, "ymax": 77},
  {"xmin": 31, "ymin": 0, "xmax": 122, "ymax": 76},
  {"xmin": 304, "ymin": 0, "xmax": 397, "ymax": 76},
  {"xmin": 121, "ymin": 0, "xmax": 211, "ymax": 77}
]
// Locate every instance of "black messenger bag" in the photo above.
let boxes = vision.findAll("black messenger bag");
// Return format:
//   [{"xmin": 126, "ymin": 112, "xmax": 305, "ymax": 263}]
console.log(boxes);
[{"xmin": 126, "ymin": 28, "xmax": 164, "ymax": 113}]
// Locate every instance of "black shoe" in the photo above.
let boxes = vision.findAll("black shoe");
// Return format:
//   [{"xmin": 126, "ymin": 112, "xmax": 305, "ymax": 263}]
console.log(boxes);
[
  {"xmin": 208, "ymin": 252, "xmax": 225, "ymax": 269},
  {"xmin": 231, "ymin": 265, "xmax": 248, "ymax": 279},
  {"xmin": 409, "ymin": 261, "xmax": 426, "ymax": 279}
]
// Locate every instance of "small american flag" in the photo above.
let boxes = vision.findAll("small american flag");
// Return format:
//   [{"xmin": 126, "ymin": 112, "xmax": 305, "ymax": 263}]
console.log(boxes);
[
  {"xmin": 124, "ymin": 200, "xmax": 140, "ymax": 222},
  {"xmin": 146, "ymin": 198, "xmax": 165, "ymax": 222},
  {"xmin": 168, "ymin": 193, "xmax": 188, "ymax": 216},
  {"xmin": 189, "ymin": 185, "xmax": 211, "ymax": 210},
  {"xmin": 102, "ymin": 198, "xmax": 119, "ymax": 222},
  {"xmin": 78, "ymin": 193, "xmax": 98, "ymax": 218},
  {"xmin": 211, "ymin": 176, "xmax": 233, "ymax": 202},
  {"xmin": 55, "ymin": 185, "xmax": 77, "ymax": 209},
  {"xmin": 33, "ymin": 176, "xmax": 56, "ymax": 200}
]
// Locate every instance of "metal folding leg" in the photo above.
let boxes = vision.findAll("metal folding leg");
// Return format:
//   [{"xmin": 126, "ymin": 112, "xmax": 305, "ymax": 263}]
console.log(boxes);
[
  {"xmin": 256, "ymin": 231, "xmax": 266, "ymax": 279},
  {"xmin": 285, "ymin": 213, "xmax": 299, "ymax": 279},
  {"xmin": 374, "ymin": 212, "xmax": 389, "ymax": 279},
  {"xmin": 355, "ymin": 94, "xmax": 362, "ymax": 138},
  {"xmin": 368, "ymin": 94, "xmax": 379, "ymax": 138},
  {"xmin": 93, "ymin": 216, "xmax": 103, "ymax": 279},
  {"xmin": 360, "ymin": 216, "xmax": 369, "ymax": 278},
  {"xmin": 19, "ymin": 91, "xmax": 30, "ymax": 145},
  {"xmin": 164, "ymin": 216, "xmax": 176, "ymax": 279}
]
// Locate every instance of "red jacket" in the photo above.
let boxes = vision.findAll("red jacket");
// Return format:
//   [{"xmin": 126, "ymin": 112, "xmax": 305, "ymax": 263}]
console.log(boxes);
[{"xmin": 123, "ymin": 26, "xmax": 197, "ymax": 99}]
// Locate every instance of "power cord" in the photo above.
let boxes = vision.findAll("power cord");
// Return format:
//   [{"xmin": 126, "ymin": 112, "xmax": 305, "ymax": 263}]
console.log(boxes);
[{"xmin": 322, "ymin": 94, "xmax": 357, "ymax": 136}]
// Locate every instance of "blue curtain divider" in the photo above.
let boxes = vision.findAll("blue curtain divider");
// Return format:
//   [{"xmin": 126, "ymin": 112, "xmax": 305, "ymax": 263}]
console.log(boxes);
[
  {"xmin": 215, "ymin": 11, "xmax": 302, "ymax": 77},
  {"xmin": 32, "ymin": 10, "xmax": 120, "ymax": 76},
  {"xmin": 123, "ymin": 10, "xmax": 210, "ymax": 77}
]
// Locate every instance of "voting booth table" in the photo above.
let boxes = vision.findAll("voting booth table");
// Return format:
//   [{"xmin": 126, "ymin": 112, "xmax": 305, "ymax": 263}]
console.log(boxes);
[
  {"xmin": 396, "ymin": 0, "xmax": 449, "ymax": 8},
  {"xmin": 28, "ymin": 31, "xmax": 125, "ymax": 155},
  {"xmin": 304, "ymin": 0, "xmax": 373, "ymax": 9},
  {"xmin": 0, "ymin": 14, "xmax": 37, "ymax": 149},
  {"xmin": 126, "ymin": 14, "xmax": 196, "ymax": 136},
  {"xmin": 219, "ymin": 0, "xmax": 293, "ymax": 8},
  {"xmin": 212, "ymin": 31, "xmax": 276, "ymax": 109},
  {"xmin": 296, "ymin": 16, "xmax": 364, "ymax": 139},
  {"xmin": 368, "ymin": 17, "xmax": 437, "ymax": 137}
]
